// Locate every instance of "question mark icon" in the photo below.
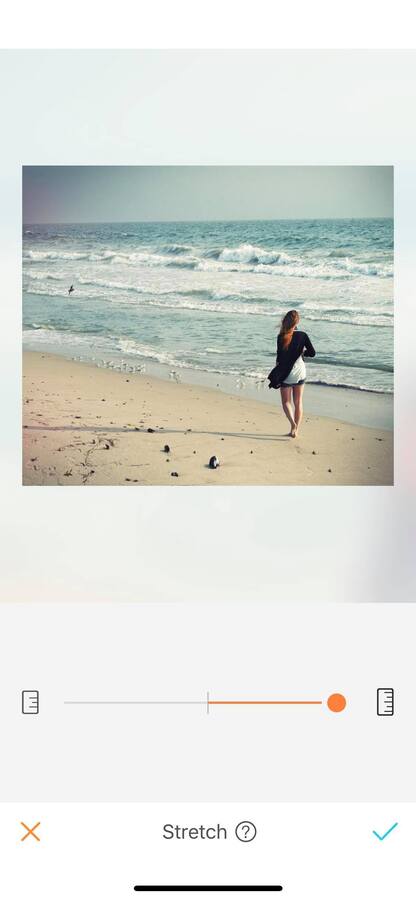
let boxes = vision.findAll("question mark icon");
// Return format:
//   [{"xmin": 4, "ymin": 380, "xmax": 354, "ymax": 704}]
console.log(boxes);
[{"xmin": 235, "ymin": 820, "xmax": 257, "ymax": 842}]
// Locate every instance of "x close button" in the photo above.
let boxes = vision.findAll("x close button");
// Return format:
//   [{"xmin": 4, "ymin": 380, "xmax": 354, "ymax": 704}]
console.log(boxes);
[{"xmin": 20, "ymin": 822, "xmax": 41, "ymax": 842}]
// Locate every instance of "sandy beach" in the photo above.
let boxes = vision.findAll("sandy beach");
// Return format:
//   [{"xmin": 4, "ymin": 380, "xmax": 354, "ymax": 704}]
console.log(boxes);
[{"xmin": 22, "ymin": 351, "xmax": 393, "ymax": 486}]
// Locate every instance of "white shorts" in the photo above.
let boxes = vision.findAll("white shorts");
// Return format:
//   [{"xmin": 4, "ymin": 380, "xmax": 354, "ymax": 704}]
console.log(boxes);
[{"xmin": 282, "ymin": 355, "xmax": 306, "ymax": 385}]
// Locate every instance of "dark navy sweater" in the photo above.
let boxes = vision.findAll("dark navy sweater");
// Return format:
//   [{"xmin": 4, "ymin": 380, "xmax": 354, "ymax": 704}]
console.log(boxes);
[{"xmin": 268, "ymin": 330, "xmax": 316, "ymax": 389}]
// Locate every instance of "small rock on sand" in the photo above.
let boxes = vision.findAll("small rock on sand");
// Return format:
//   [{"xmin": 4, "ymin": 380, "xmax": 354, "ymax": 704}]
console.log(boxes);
[{"xmin": 171, "ymin": 471, "xmax": 179, "ymax": 477}]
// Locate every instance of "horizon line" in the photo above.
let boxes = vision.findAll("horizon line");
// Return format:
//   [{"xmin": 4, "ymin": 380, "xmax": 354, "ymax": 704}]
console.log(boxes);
[{"xmin": 23, "ymin": 215, "xmax": 393, "ymax": 227}]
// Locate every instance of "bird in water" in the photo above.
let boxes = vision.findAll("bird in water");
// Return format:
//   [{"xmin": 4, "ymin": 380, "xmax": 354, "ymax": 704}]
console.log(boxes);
[{"xmin": 68, "ymin": 285, "xmax": 74, "ymax": 295}]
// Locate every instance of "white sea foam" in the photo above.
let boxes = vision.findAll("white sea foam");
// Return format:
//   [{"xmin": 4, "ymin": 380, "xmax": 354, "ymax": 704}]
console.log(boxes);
[
  {"xmin": 218, "ymin": 244, "xmax": 291, "ymax": 265},
  {"xmin": 27, "ymin": 271, "xmax": 64, "ymax": 282},
  {"xmin": 23, "ymin": 328, "xmax": 94, "ymax": 346},
  {"xmin": 78, "ymin": 276, "xmax": 148, "ymax": 293},
  {"xmin": 24, "ymin": 250, "xmax": 90, "ymax": 261}
]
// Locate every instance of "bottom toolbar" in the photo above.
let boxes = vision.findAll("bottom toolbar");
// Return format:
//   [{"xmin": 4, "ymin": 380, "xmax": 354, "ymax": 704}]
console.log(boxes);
[{"xmin": 0, "ymin": 802, "xmax": 411, "ymax": 900}]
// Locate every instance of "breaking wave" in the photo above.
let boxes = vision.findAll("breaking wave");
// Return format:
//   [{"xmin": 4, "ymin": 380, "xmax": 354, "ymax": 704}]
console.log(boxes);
[{"xmin": 23, "ymin": 242, "xmax": 393, "ymax": 278}]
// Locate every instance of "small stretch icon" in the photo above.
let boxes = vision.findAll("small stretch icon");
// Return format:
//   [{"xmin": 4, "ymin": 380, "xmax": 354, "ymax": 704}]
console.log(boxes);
[
  {"xmin": 22, "ymin": 691, "xmax": 39, "ymax": 715},
  {"xmin": 377, "ymin": 688, "xmax": 394, "ymax": 716}
]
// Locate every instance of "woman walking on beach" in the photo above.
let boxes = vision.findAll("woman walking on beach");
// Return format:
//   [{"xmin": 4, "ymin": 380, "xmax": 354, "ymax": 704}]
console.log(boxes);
[{"xmin": 268, "ymin": 310, "xmax": 316, "ymax": 438}]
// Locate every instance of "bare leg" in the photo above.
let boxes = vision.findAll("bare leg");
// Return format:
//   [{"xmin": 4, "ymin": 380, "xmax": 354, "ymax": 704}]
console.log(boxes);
[
  {"xmin": 292, "ymin": 383, "xmax": 305, "ymax": 437},
  {"xmin": 280, "ymin": 386, "xmax": 296, "ymax": 436}
]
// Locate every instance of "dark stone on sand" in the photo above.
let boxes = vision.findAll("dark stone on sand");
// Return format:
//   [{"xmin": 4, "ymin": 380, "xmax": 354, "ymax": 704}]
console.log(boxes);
[
  {"xmin": 328, "ymin": 468, "xmax": 332, "ymax": 473},
  {"xmin": 171, "ymin": 471, "xmax": 179, "ymax": 477},
  {"xmin": 250, "ymin": 451, "xmax": 253, "ymax": 454},
  {"xmin": 147, "ymin": 427, "xmax": 155, "ymax": 433},
  {"xmin": 163, "ymin": 445, "xmax": 170, "ymax": 453},
  {"xmin": 101, "ymin": 399, "xmax": 106, "ymax": 401},
  {"xmin": 209, "ymin": 455, "xmax": 220, "ymax": 469},
  {"xmin": 312, "ymin": 450, "xmax": 316, "ymax": 455},
  {"xmin": 125, "ymin": 478, "xmax": 131, "ymax": 482}
]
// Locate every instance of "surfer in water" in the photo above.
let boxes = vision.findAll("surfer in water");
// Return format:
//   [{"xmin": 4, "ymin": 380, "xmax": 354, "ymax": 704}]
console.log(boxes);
[{"xmin": 68, "ymin": 285, "xmax": 74, "ymax": 295}]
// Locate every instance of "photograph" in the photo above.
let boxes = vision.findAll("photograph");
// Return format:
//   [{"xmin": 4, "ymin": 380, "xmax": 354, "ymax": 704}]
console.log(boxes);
[{"xmin": 22, "ymin": 165, "xmax": 393, "ymax": 486}]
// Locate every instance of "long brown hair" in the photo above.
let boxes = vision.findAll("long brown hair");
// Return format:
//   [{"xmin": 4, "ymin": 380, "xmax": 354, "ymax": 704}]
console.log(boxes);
[{"xmin": 279, "ymin": 309, "xmax": 300, "ymax": 350}]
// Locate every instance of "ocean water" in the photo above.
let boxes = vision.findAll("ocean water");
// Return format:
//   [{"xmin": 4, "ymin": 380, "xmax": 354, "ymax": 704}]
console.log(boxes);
[{"xmin": 22, "ymin": 218, "xmax": 393, "ymax": 394}]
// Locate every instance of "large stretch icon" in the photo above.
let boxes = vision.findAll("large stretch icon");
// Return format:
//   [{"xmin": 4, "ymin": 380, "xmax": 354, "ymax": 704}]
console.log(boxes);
[{"xmin": 377, "ymin": 689, "xmax": 394, "ymax": 716}]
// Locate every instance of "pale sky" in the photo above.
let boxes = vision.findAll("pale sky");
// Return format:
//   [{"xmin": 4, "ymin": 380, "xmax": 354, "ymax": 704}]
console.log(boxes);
[{"xmin": 23, "ymin": 166, "xmax": 393, "ymax": 223}]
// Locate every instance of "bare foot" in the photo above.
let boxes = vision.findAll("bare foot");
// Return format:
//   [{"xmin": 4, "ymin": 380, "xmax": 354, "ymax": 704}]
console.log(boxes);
[{"xmin": 290, "ymin": 425, "xmax": 297, "ymax": 438}]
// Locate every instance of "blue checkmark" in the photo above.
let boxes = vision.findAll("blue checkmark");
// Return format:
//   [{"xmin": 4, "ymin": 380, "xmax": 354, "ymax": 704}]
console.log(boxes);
[{"xmin": 372, "ymin": 822, "xmax": 398, "ymax": 841}]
